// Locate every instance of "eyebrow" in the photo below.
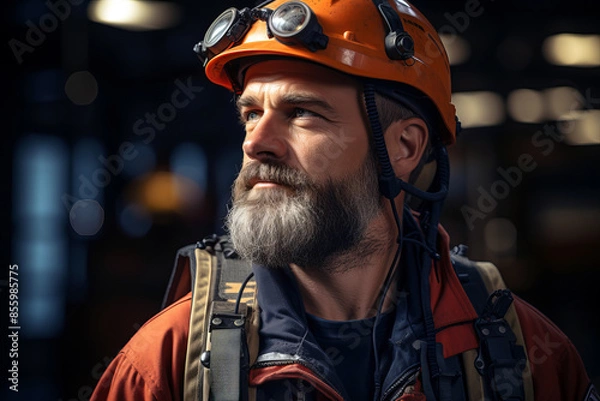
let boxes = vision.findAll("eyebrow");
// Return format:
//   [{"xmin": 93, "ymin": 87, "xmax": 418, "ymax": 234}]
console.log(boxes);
[
  {"xmin": 236, "ymin": 93, "xmax": 338, "ymax": 116},
  {"xmin": 236, "ymin": 95, "xmax": 259, "ymax": 111}
]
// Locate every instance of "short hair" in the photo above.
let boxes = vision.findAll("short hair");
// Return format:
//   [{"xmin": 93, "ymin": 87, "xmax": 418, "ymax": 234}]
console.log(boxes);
[{"xmin": 374, "ymin": 92, "xmax": 433, "ymax": 185}]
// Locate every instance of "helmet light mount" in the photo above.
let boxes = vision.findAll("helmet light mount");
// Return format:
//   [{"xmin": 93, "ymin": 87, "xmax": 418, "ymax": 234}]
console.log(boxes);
[
  {"xmin": 385, "ymin": 30, "xmax": 415, "ymax": 60},
  {"xmin": 374, "ymin": 0, "xmax": 415, "ymax": 60}
]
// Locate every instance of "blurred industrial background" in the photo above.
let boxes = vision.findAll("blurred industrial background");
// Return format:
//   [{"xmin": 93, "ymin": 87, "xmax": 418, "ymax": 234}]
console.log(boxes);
[{"xmin": 2, "ymin": 0, "xmax": 599, "ymax": 399}]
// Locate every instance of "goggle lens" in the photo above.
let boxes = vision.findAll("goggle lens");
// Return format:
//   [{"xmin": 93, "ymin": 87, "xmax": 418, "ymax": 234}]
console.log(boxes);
[
  {"xmin": 270, "ymin": 3, "xmax": 309, "ymax": 37},
  {"xmin": 204, "ymin": 9, "xmax": 236, "ymax": 48}
]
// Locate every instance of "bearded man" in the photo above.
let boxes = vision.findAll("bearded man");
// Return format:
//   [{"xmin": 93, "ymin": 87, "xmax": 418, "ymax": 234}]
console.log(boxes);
[{"xmin": 92, "ymin": 1, "xmax": 595, "ymax": 400}]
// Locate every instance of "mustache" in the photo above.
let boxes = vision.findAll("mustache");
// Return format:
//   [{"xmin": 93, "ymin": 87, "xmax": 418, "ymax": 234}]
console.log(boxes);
[{"xmin": 238, "ymin": 161, "xmax": 312, "ymax": 190}]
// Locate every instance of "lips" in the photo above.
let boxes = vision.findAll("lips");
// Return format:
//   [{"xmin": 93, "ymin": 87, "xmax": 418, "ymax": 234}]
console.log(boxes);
[{"xmin": 247, "ymin": 177, "xmax": 282, "ymax": 188}]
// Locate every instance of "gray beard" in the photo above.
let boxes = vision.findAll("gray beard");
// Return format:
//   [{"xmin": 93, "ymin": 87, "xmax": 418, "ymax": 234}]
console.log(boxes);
[{"xmin": 225, "ymin": 156, "xmax": 383, "ymax": 272}]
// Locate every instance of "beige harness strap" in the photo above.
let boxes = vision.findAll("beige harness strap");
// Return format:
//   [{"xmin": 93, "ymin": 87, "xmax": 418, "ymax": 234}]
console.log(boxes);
[
  {"xmin": 180, "ymin": 245, "xmax": 258, "ymax": 401},
  {"xmin": 183, "ymin": 248, "xmax": 215, "ymax": 401},
  {"xmin": 461, "ymin": 260, "xmax": 534, "ymax": 401}
]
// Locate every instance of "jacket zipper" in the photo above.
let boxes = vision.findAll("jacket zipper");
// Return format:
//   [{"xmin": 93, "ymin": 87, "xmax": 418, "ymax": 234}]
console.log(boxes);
[{"xmin": 381, "ymin": 364, "xmax": 420, "ymax": 401}]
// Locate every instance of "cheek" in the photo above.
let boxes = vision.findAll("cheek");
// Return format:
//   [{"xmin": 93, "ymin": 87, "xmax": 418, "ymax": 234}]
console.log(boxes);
[{"xmin": 299, "ymin": 128, "xmax": 368, "ymax": 178}]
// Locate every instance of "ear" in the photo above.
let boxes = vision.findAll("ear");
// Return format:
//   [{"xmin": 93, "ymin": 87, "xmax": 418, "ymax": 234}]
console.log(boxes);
[{"xmin": 384, "ymin": 117, "xmax": 429, "ymax": 181}]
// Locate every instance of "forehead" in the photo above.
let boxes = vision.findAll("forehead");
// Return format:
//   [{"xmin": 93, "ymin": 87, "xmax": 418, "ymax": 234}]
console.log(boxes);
[{"xmin": 242, "ymin": 59, "xmax": 360, "ymax": 93}]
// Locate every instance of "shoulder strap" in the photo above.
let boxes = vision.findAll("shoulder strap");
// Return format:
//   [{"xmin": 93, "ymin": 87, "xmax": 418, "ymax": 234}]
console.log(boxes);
[
  {"xmin": 162, "ymin": 244, "xmax": 197, "ymax": 309},
  {"xmin": 163, "ymin": 236, "xmax": 258, "ymax": 401},
  {"xmin": 450, "ymin": 245, "xmax": 534, "ymax": 401}
]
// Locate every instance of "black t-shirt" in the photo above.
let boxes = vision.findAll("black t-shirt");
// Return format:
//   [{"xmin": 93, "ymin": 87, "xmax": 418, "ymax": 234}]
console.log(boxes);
[{"xmin": 306, "ymin": 309, "xmax": 395, "ymax": 401}]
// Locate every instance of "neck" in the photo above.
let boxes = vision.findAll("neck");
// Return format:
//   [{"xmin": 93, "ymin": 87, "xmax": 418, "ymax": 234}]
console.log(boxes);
[{"xmin": 290, "ymin": 209, "xmax": 402, "ymax": 321}]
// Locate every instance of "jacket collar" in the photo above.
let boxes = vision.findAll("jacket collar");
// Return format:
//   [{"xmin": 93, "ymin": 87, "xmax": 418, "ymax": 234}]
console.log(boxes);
[
  {"xmin": 430, "ymin": 225, "xmax": 479, "ymax": 358},
  {"xmin": 252, "ymin": 265, "xmax": 348, "ymax": 396},
  {"xmin": 251, "ymin": 224, "xmax": 479, "ymax": 393}
]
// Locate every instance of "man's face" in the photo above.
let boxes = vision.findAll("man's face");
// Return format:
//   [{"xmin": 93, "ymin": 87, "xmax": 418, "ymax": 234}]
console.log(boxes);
[{"xmin": 225, "ymin": 60, "xmax": 384, "ymax": 270}]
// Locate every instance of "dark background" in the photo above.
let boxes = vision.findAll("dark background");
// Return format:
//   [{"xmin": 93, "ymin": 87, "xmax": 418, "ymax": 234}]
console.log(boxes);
[{"xmin": 2, "ymin": 0, "xmax": 599, "ymax": 400}]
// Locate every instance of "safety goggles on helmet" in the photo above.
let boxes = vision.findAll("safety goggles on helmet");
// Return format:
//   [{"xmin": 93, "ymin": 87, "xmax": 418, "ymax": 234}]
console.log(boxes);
[
  {"xmin": 194, "ymin": 0, "xmax": 415, "ymax": 66},
  {"xmin": 195, "ymin": 2, "xmax": 329, "ymax": 66}
]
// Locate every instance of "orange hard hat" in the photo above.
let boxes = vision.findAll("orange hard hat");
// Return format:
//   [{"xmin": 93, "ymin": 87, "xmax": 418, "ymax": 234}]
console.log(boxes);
[{"xmin": 201, "ymin": 0, "xmax": 457, "ymax": 144}]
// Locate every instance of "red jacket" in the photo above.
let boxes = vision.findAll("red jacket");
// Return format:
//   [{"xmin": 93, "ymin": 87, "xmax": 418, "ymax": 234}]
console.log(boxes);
[{"xmin": 91, "ymin": 228, "xmax": 593, "ymax": 401}]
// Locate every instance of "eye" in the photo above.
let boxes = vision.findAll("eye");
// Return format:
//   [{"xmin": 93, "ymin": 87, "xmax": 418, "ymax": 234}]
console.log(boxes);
[
  {"xmin": 293, "ymin": 108, "xmax": 319, "ymax": 118},
  {"xmin": 239, "ymin": 110, "xmax": 261, "ymax": 125},
  {"xmin": 246, "ymin": 111, "xmax": 260, "ymax": 121}
]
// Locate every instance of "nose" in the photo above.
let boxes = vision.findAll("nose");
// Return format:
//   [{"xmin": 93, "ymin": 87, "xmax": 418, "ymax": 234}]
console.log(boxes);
[{"xmin": 242, "ymin": 113, "xmax": 288, "ymax": 163}]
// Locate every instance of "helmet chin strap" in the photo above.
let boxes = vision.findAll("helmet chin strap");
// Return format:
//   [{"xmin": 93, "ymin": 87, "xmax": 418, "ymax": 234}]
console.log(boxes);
[{"xmin": 364, "ymin": 83, "xmax": 450, "ymax": 401}]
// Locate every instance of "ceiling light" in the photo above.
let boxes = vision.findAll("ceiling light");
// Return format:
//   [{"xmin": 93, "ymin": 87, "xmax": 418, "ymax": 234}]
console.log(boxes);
[
  {"xmin": 88, "ymin": 0, "xmax": 181, "ymax": 31},
  {"xmin": 439, "ymin": 34, "xmax": 470, "ymax": 65},
  {"xmin": 507, "ymin": 89, "xmax": 545, "ymax": 123},
  {"xmin": 452, "ymin": 91, "xmax": 505, "ymax": 128},
  {"xmin": 543, "ymin": 34, "xmax": 600, "ymax": 67},
  {"xmin": 544, "ymin": 86, "xmax": 583, "ymax": 120},
  {"xmin": 559, "ymin": 110, "xmax": 600, "ymax": 146}
]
